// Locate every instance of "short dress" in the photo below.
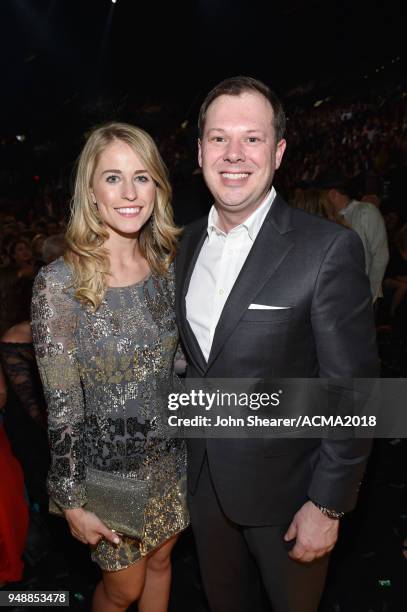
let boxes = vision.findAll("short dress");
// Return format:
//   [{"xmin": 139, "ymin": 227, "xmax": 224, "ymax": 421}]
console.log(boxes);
[{"xmin": 31, "ymin": 258, "xmax": 188, "ymax": 571}]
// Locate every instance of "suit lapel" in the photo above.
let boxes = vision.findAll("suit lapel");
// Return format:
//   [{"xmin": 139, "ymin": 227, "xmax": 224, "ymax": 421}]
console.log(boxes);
[
  {"xmin": 176, "ymin": 219, "xmax": 208, "ymax": 374},
  {"xmin": 206, "ymin": 195, "xmax": 295, "ymax": 371}
]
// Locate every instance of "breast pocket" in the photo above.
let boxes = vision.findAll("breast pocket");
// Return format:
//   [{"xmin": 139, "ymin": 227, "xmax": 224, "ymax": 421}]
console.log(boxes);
[{"xmin": 240, "ymin": 308, "xmax": 294, "ymax": 323}]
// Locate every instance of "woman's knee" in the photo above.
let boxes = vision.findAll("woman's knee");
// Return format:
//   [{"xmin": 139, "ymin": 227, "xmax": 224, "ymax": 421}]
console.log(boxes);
[
  {"xmin": 146, "ymin": 537, "xmax": 178, "ymax": 573},
  {"xmin": 102, "ymin": 580, "xmax": 143, "ymax": 608},
  {"xmin": 147, "ymin": 549, "xmax": 172, "ymax": 573}
]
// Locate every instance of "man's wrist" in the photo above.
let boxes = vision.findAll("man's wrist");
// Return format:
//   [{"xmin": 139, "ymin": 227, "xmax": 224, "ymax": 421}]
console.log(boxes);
[{"xmin": 311, "ymin": 501, "xmax": 344, "ymax": 520}]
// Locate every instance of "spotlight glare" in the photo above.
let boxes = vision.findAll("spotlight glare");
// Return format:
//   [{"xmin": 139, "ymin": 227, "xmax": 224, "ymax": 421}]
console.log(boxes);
[{"xmin": 112, "ymin": 0, "xmax": 117, "ymax": 3}]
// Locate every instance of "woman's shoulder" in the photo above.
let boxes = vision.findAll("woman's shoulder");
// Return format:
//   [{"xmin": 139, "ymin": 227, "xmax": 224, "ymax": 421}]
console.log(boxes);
[
  {"xmin": 160, "ymin": 261, "xmax": 175, "ymax": 289},
  {"xmin": 35, "ymin": 257, "xmax": 73, "ymax": 288},
  {"xmin": 154, "ymin": 261, "xmax": 175, "ymax": 304},
  {"xmin": 167, "ymin": 260, "xmax": 175, "ymax": 278}
]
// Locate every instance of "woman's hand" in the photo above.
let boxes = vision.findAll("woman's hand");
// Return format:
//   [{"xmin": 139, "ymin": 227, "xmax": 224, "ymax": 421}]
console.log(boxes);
[{"xmin": 64, "ymin": 507, "xmax": 121, "ymax": 546}]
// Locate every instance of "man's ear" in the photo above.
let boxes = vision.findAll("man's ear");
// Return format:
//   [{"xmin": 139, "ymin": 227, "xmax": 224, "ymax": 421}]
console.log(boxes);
[
  {"xmin": 198, "ymin": 139, "xmax": 202, "ymax": 168},
  {"xmin": 275, "ymin": 139, "xmax": 287, "ymax": 170}
]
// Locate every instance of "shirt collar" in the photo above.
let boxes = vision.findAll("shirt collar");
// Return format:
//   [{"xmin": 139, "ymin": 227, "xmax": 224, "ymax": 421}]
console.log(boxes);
[
  {"xmin": 207, "ymin": 187, "xmax": 276, "ymax": 242},
  {"xmin": 339, "ymin": 199, "xmax": 357, "ymax": 216}
]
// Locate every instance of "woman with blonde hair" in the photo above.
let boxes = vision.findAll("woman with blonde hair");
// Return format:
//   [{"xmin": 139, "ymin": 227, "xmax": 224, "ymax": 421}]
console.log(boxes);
[
  {"xmin": 31, "ymin": 122, "xmax": 188, "ymax": 612},
  {"xmin": 291, "ymin": 188, "xmax": 349, "ymax": 227}
]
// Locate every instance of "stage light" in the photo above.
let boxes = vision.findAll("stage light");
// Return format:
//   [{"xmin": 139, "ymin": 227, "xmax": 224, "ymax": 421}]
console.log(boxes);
[
  {"xmin": 16, "ymin": 134, "xmax": 26, "ymax": 142},
  {"xmin": 112, "ymin": 0, "xmax": 117, "ymax": 3}
]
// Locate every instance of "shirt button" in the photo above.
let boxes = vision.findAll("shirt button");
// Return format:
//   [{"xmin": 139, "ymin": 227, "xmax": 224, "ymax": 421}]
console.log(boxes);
[{"xmin": 219, "ymin": 289, "xmax": 224, "ymax": 295}]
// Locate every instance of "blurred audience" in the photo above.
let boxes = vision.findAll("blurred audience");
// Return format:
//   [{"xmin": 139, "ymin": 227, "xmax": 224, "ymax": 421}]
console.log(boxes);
[
  {"xmin": 7, "ymin": 238, "xmax": 37, "ymax": 280},
  {"xmin": 290, "ymin": 187, "xmax": 348, "ymax": 226},
  {"xmin": 361, "ymin": 193, "xmax": 381, "ymax": 209},
  {"xmin": 41, "ymin": 234, "xmax": 67, "ymax": 265},
  {"xmin": 317, "ymin": 170, "xmax": 389, "ymax": 303},
  {"xmin": 381, "ymin": 224, "xmax": 407, "ymax": 331},
  {"xmin": 31, "ymin": 234, "xmax": 47, "ymax": 267}
]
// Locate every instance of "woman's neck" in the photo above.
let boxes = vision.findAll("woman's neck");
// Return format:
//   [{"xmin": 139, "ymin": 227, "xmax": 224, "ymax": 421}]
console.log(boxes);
[{"xmin": 104, "ymin": 233, "xmax": 150, "ymax": 287}]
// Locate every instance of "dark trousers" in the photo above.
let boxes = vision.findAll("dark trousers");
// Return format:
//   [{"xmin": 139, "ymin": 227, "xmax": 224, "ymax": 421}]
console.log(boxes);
[{"xmin": 188, "ymin": 457, "xmax": 329, "ymax": 612}]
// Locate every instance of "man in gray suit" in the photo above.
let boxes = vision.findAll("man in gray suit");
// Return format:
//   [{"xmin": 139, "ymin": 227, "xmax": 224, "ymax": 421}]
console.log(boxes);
[{"xmin": 175, "ymin": 76, "xmax": 378, "ymax": 612}]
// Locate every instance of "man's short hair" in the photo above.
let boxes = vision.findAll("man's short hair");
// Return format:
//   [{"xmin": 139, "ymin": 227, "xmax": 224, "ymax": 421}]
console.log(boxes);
[{"xmin": 198, "ymin": 76, "xmax": 286, "ymax": 143}]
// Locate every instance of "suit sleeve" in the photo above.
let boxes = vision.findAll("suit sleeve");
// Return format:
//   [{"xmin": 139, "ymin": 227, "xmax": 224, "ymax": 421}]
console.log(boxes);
[{"xmin": 307, "ymin": 229, "xmax": 379, "ymax": 512}]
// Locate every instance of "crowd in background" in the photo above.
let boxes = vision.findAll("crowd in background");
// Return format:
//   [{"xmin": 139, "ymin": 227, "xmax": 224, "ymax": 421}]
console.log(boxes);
[
  {"xmin": 280, "ymin": 99, "xmax": 405, "ymax": 198},
  {"xmin": 0, "ymin": 85, "xmax": 406, "ymax": 588}
]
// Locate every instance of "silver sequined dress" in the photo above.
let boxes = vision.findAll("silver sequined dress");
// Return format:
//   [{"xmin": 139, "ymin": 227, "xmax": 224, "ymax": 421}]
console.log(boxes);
[{"xmin": 31, "ymin": 257, "xmax": 188, "ymax": 571}]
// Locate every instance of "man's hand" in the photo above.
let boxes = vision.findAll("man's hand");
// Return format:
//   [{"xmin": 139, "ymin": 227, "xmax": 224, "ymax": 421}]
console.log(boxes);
[{"xmin": 283, "ymin": 501, "xmax": 339, "ymax": 562}]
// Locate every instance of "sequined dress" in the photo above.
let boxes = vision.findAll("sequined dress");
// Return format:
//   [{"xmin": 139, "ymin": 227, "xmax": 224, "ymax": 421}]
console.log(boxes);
[{"xmin": 31, "ymin": 258, "xmax": 188, "ymax": 571}]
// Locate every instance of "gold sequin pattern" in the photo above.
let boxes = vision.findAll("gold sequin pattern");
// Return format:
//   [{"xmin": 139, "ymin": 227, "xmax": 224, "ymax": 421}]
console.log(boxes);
[
  {"xmin": 91, "ymin": 475, "xmax": 188, "ymax": 571},
  {"xmin": 31, "ymin": 259, "xmax": 188, "ymax": 562}
]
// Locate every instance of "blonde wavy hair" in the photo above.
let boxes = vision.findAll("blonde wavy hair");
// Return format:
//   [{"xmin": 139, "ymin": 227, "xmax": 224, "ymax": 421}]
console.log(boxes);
[
  {"xmin": 291, "ymin": 188, "xmax": 349, "ymax": 227},
  {"xmin": 65, "ymin": 122, "xmax": 180, "ymax": 310}
]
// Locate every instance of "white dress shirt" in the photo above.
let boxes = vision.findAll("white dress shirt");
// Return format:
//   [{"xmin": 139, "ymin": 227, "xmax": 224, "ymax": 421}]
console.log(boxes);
[
  {"xmin": 340, "ymin": 200, "xmax": 389, "ymax": 301},
  {"xmin": 186, "ymin": 188, "xmax": 276, "ymax": 361}
]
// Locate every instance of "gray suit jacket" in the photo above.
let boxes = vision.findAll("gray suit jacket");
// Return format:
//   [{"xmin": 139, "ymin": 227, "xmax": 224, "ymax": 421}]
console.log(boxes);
[{"xmin": 175, "ymin": 194, "xmax": 379, "ymax": 525}]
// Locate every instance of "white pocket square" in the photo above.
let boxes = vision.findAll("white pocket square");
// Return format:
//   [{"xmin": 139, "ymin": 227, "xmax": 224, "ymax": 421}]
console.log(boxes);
[{"xmin": 248, "ymin": 304, "xmax": 292, "ymax": 310}]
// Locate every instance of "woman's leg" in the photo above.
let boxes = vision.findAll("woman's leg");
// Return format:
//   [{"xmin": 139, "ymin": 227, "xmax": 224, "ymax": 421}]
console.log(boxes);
[
  {"xmin": 138, "ymin": 535, "xmax": 179, "ymax": 612},
  {"xmin": 92, "ymin": 556, "xmax": 147, "ymax": 612}
]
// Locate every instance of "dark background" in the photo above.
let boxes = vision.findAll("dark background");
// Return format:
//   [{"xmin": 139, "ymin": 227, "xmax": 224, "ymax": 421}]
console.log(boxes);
[
  {"xmin": 0, "ymin": 0, "xmax": 404, "ymax": 216},
  {"xmin": 1, "ymin": 0, "xmax": 404, "ymax": 133}
]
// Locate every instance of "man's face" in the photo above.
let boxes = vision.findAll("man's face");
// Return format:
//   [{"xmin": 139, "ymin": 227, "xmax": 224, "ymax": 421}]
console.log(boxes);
[{"xmin": 198, "ymin": 91, "xmax": 286, "ymax": 221}]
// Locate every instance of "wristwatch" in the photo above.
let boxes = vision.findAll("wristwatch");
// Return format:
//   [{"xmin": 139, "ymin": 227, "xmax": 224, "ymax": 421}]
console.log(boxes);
[{"xmin": 312, "ymin": 501, "xmax": 344, "ymax": 520}]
